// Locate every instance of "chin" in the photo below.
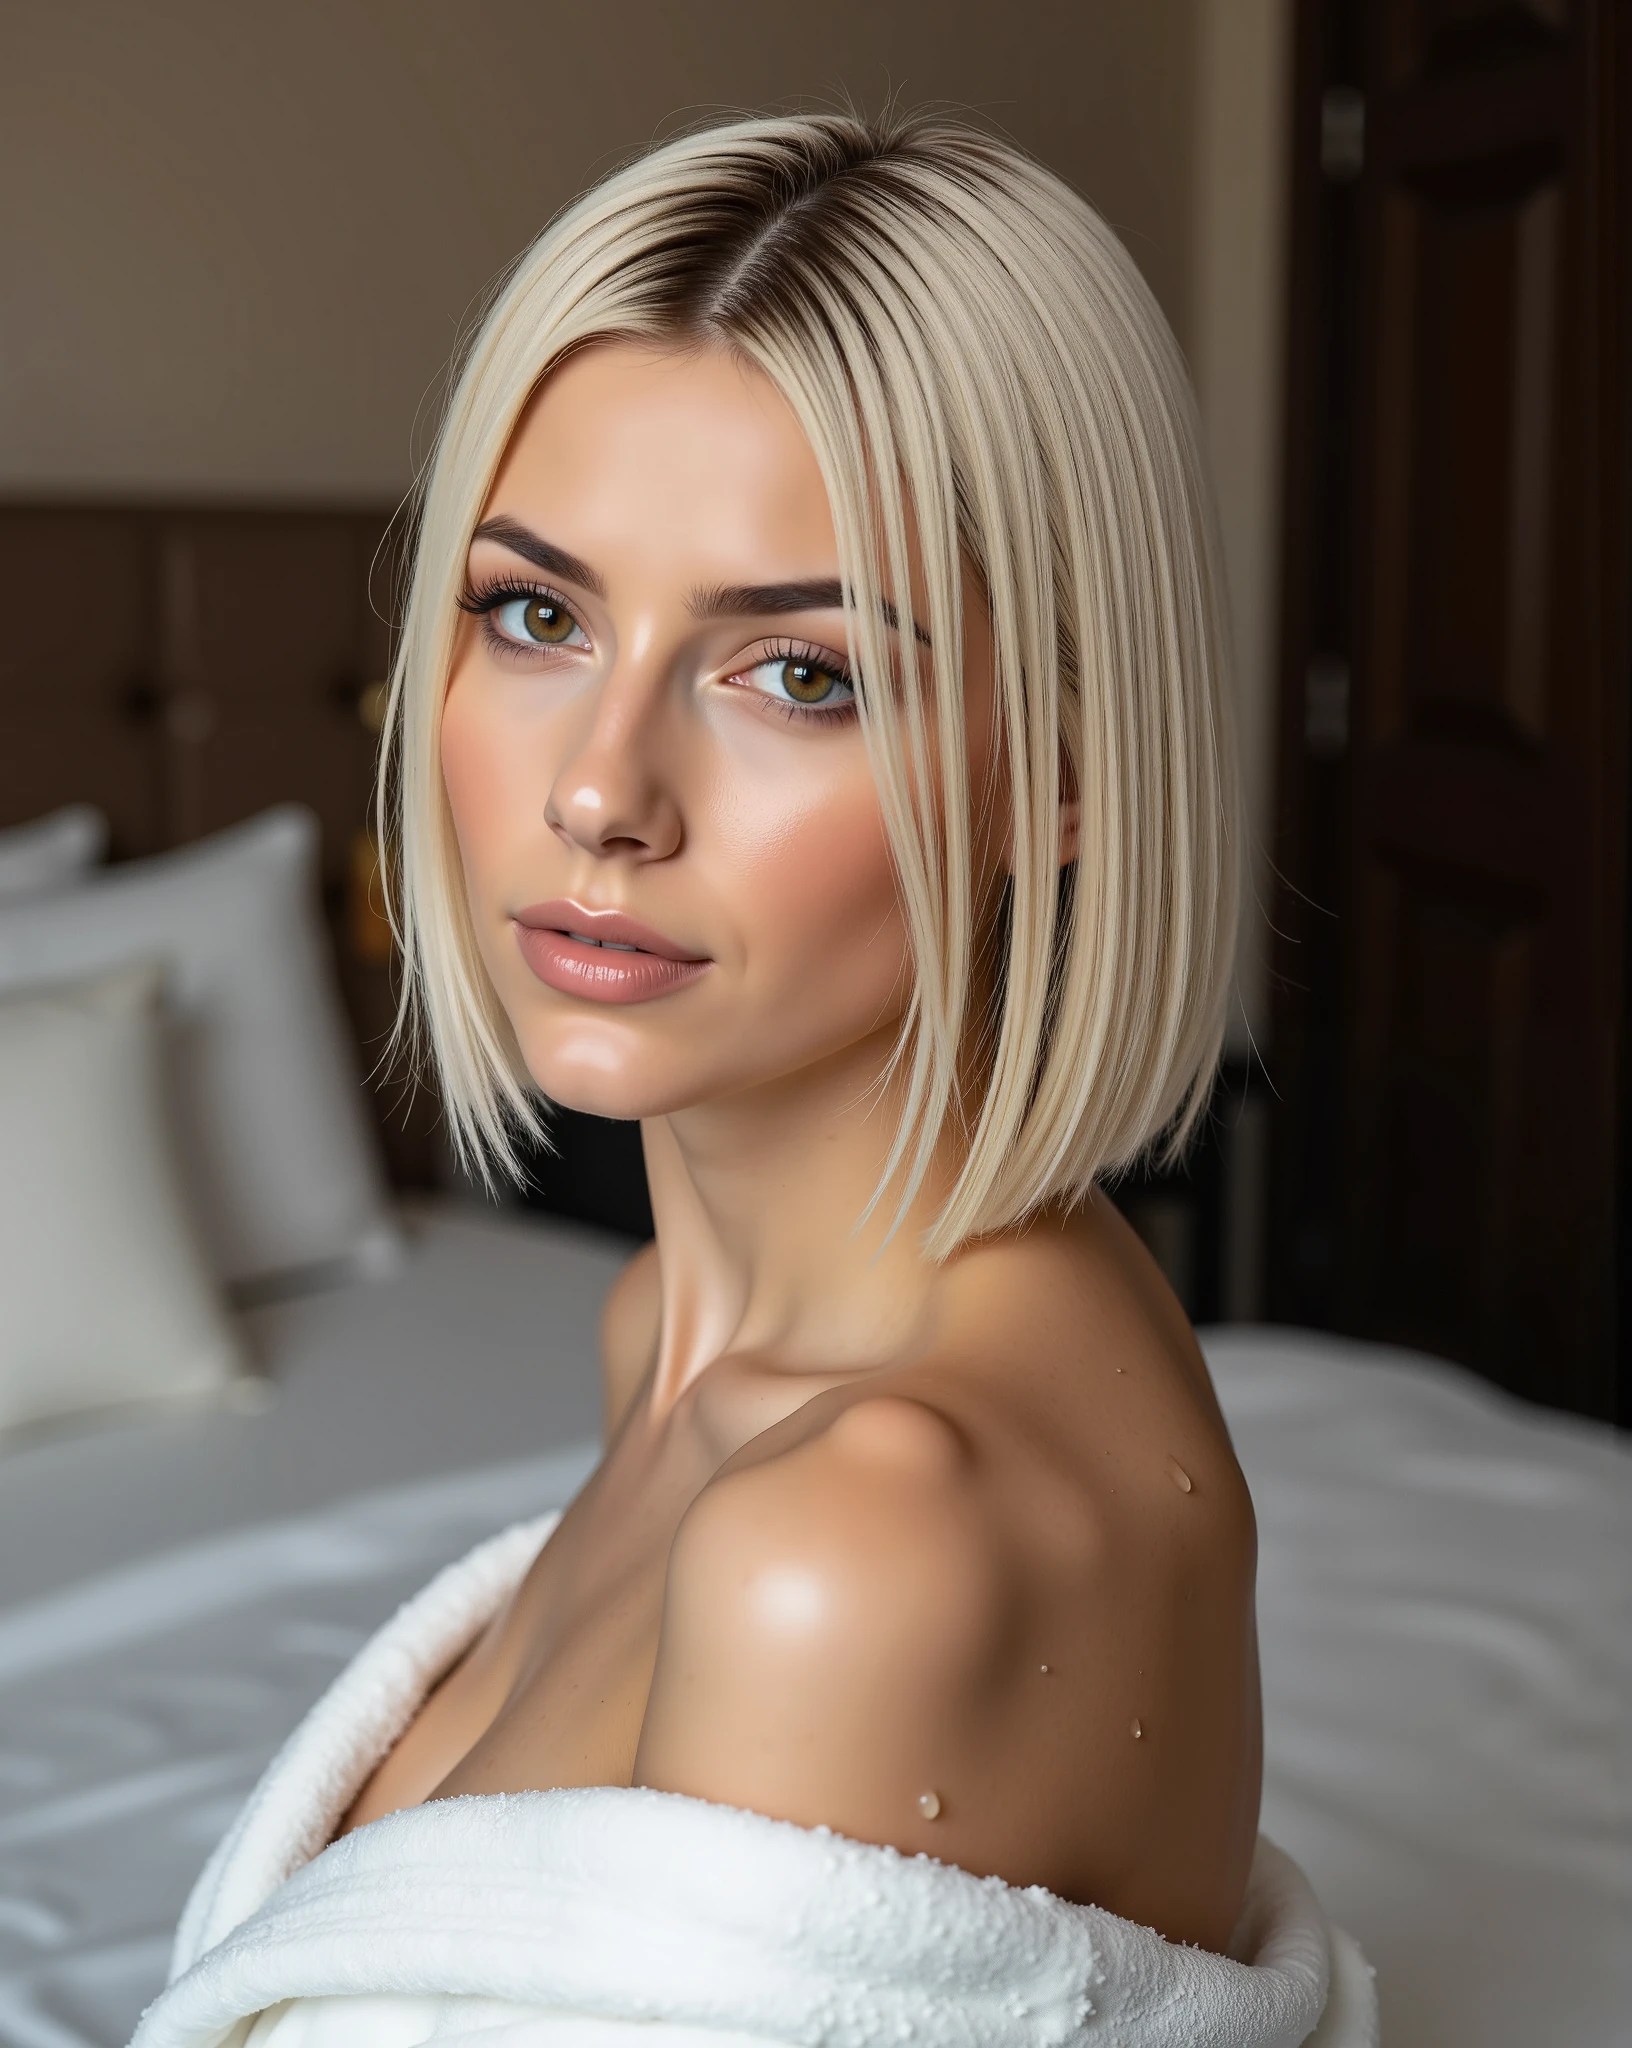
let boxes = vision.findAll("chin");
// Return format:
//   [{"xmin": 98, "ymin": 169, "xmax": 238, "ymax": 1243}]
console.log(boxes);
[
  {"xmin": 518, "ymin": 1030, "xmax": 695, "ymax": 1125},
  {"xmin": 533, "ymin": 1073, "xmax": 662, "ymax": 1122}
]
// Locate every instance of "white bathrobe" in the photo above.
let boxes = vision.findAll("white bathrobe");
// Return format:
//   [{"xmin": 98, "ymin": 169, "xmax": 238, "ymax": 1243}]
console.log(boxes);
[{"xmin": 131, "ymin": 1515, "xmax": 1379, "ymax": 2048}]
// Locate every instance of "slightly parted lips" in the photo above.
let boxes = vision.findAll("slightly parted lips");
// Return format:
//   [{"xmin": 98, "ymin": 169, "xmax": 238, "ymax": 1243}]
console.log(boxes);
[{"xmin": 511, "ymin": 901, "xmax": 708, "ymax": 963}]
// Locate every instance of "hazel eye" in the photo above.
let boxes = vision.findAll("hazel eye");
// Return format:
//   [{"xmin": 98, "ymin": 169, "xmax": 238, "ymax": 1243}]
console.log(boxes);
[
  {"xmin": 495, "ymin": 594, "xmax": 587, "ymax": 647},
  {"xmin": 742, "ymin": 654, "xmax": 856, "ymax": 712}
]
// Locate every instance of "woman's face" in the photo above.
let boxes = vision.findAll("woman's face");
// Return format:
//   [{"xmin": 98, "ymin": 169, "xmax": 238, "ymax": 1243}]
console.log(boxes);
[{"xmin": 441, "ymin": 340, "xmax": 996, "ymax": 1124}]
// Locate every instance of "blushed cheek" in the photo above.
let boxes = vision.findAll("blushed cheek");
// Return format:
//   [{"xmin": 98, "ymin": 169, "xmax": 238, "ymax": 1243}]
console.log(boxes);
[
  {"xmin": 439, "ymin": 670, "xmax": 530, "ymax": 953},
  {"xmin": 738, "ymin": 776, "xmax": 908, "ymax": 1027},
  {"xmin": 438, "ymin": 687, "xmax": 483, "ymax": 893},
  {"xmin": 445, "ymin": 664, "xmax": 525, "ymax": 819}
]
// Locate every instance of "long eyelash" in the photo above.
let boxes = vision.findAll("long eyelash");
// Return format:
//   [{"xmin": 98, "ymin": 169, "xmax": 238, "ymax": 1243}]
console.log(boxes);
[
  {"xmin": 456, "ymin": 574, "xmax": 571, "ymax": 617},
  {"xmin": 760, "ymin": 638, "xmax": 860, "ymax": 694},
  {"xmin": 755, "ymin": 638, "xmax": 862, "ymax": 726},
  {"xmin": 458, "ymin": 574, "xmax": 584, "ymax": 665}
]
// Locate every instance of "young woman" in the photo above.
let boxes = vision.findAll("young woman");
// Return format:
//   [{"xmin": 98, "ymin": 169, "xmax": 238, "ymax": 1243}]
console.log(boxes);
[{"xmin": 135, "ymin": 110, "xmax": 1372, "ymax": 2048}]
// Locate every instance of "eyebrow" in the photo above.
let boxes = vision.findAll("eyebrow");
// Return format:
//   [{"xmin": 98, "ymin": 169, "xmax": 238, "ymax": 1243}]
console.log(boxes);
[
  {"xmin": 471, "ymin": 518, "xmax": 930, "ymax": 647},
  {"xmin": 692, "ymin": 579, "xmax": 932, "ymax": 648},
  {"xmin": 470, "ymin": 517, "xmax": 606, "ymax": 597}
]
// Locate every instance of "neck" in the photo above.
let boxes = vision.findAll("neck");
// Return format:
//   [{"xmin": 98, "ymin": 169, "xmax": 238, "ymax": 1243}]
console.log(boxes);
[{"xmin": 639, "ymin": 1028, "xmax": 951, "ymax": 1411}]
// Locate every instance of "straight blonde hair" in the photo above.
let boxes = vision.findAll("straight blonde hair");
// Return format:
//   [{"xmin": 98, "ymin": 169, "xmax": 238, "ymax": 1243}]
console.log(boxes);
[{"xmin": 380, "ymin": 109, "xmax": 1239, "ymax": 1258}]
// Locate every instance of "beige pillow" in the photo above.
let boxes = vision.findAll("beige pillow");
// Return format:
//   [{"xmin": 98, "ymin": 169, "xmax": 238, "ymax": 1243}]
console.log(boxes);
[
  {"xmin": 0, "ymin": 804, "xmax": 108, "ymax": 900},
  {"xmin": 0, "ymin": 807, "xmax": 399, "ymax": 1290},
  {"xmin": 0, "ymin": 962, "xmax": 247, "ymax": 1435}
]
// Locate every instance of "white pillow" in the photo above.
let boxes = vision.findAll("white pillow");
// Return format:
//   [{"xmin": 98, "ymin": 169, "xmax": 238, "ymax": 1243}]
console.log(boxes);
[
  {"xmin": 0, "ymin": 807, "xmax": 400, "ymax": 1288},
  {"xmin": 0, "ymin": 963, "xmax": 247, "ymax": 1435},
  {"xmin": 0, "ymin": 805, "xmax": 109, "ymax": 899}
]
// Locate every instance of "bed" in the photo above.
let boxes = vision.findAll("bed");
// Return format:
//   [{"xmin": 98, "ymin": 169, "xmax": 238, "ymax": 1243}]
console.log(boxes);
[{"xmin": 0, "ymin": 1195, "xmax": 1626, "ymax": 2048}]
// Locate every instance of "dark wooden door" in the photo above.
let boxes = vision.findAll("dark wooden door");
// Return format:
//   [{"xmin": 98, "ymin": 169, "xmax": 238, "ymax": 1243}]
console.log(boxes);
[{"xmin": 1269, "ymin": 0, "xmax": 1630, "ymax": 1419}]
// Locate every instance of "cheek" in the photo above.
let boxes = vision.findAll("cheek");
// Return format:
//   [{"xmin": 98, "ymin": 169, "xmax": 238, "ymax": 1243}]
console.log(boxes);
[
  {"xmin": 439, "ymin": 664, "xmax": 540, "ymax": 913},
  {"xmin": 439, "ymin": 666, "xmax": 487, "ymax": 861},
  {"xmin": 436, "ymin": 659, "xmax": 574, "ymax": 1026},
  {"xmin": 710, "ymin": 756, "xmax": 907, "ymax": 1025}
]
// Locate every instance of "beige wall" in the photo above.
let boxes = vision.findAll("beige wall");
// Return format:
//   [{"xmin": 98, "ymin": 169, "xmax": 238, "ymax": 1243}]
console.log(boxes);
[
  {"xmin": 0, "ymin": 0, "xmax": 1288, "ymax": 1040},
  {"xmin": 0, "ymin": 0, "xmax": 1200, "ymax": 498},
  {"xmin": 1189, "ymin": 0, "xmax": 1293, "ymax": 1052}
]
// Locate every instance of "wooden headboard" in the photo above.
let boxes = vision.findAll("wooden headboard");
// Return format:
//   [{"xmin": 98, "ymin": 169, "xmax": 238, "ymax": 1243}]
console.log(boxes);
[{"xmin": 0, "ymin": 502, "xmax": 440, "ymax": 1187}]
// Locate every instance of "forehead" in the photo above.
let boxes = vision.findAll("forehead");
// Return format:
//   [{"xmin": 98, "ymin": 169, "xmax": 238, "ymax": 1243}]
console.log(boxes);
[{"xmin": 481, "ymin": 341, "xmax": 840, "ymax": 580}]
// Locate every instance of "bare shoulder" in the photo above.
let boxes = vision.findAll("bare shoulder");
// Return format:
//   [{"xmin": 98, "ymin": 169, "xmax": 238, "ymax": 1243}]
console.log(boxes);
[
  {"xmin": 658, "ymin": 1390, "xmax": 1000, "ymax": 1658},
  {"xmin": 634, "ymin": 1386, "xmax": 1009, "ymax": 1827},
  {"xmin": 634, "ymin": 1202, "xmax": 1261, "ymax": 1949},
  {"xmin": 598, "ymin": 1239, "xmax": 660, "ymax": 1441},
  {"xmin": 950, "ymin": 1192, "xmax": 1256, "ymax": 1538}
]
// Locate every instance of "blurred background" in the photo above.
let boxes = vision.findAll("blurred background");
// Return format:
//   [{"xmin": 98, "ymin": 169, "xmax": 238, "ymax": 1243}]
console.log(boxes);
[{"xmin": 1, "ymin": 0, "xmax": 1625, "ymax": 1423}]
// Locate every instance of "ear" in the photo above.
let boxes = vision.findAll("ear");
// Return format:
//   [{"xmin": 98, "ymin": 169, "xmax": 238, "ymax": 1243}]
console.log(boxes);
[
  {"xmin": 995, "ymin": 765, "xmax": 1081, "ymax": 868},
  {"xmin": 998, "ymin": 786, "xmax": 1082, "ymax": 874},
  {"xmin": 1057, "ymin": 791, "xmax": 1082, "ymax": 868}
]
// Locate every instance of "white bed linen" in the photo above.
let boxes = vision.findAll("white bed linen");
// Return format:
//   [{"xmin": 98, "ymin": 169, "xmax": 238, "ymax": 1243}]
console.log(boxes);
[
  {"xmin": 1210, "ymin": 1329, "xmax": 1630, "ymax": 2048},
  {"xmin": 0, "ymin": 1202, "xmax": 621, "ymax": 1615},
  {"xmin": 0, "ymin": 1202, "xmax": 1626, "ymax": 2048}
]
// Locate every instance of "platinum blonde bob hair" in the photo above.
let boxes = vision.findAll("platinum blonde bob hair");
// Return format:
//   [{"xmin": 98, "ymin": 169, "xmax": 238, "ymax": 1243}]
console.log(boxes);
[{"xmin": 381, "ymin": 109, "xmax": 1239, "ymax": 1259}]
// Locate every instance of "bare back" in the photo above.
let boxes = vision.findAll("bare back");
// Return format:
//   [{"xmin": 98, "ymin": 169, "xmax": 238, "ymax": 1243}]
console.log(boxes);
[{"xmin": 341, "ymin": 1194, "xmax": 1261, "ymax": 1952}]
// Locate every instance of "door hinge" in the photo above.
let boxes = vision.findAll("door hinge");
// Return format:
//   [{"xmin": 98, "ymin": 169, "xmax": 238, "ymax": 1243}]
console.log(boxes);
[
  {"xmin": 1305, "ymin": 655, "xmax": 1351, "ymax": 758},
  {"xmin": 1320, "ymin": 87, "xmax": 1365, "ymax": 180}
]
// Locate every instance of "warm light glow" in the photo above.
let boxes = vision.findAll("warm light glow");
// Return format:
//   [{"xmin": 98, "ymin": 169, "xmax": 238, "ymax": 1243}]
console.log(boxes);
[{"xmin": 747, "ymin": 1565, "xmax": 828, "ymax": 1634}]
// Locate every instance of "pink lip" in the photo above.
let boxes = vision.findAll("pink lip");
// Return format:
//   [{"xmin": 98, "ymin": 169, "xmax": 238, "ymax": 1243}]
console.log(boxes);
[{"xmin": 511, "ymin": 900, "xmax": 711, "ymax": 1006}]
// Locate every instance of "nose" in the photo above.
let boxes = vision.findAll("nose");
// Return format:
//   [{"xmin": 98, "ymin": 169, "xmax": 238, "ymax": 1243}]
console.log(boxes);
[{"xmin": 544, "ymin": 672, "xmax": 683, "ymax": 863}]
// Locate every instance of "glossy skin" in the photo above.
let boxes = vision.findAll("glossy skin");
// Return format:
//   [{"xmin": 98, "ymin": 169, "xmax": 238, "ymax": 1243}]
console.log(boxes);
[{"xmin": 342, "ymin": 343, "xmax": 1262, "ymax": 1950}]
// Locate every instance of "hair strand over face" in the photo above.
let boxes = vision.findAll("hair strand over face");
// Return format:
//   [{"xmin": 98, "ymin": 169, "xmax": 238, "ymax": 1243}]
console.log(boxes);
[{"xmin": 379, "ymin": 107, "xmax": 1240, "ymax": 1257}]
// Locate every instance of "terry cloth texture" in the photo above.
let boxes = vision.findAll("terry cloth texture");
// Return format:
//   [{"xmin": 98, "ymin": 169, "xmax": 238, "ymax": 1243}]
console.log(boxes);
[{"xmin": 135, "ymin": 1517, "xmax": 1378, "ymax": 2048}]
